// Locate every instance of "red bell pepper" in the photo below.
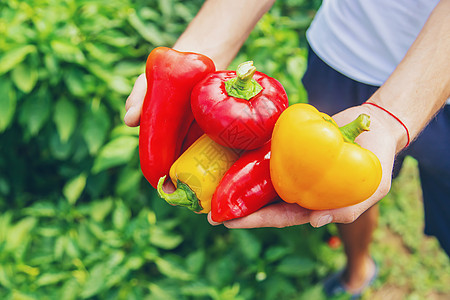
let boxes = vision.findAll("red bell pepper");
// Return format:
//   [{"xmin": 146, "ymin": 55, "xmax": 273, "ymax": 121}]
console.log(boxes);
[
  {"xmin": 191, "ymin": 61, "xmax": 289, "ymax": 150},
  {"xmin": 139, "ymin": 47, "xmax": 215, "ymax": 189},
  {"xmin": 210, "ymin": 141, "xmax": 278, "ymax": 222}
]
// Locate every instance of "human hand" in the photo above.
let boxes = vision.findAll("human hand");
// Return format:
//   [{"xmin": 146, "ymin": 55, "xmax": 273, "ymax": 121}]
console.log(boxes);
[{"xmin": 208, "ymin": 104, "xmax": 403, "ymax": 228}]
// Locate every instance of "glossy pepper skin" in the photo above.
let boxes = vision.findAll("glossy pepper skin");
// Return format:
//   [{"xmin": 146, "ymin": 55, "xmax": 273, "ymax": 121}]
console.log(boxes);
[
  {"xmin": 211, "ymin": 141, "xmax": 278, "ymax": 223},
  {"xmin": 139, "ymin": 47, "xmax": 215, "ymax": 189},
  {"xmin": 157, "ymin": 135, "xmax": 239, "ymax": 213},
  {"xmin": 191, "ymin": 61, "xmax": 288, "ymax": 150},
  {"xmin": 181, "ymin": 120, "xmax": 204, "ymax": 153},
  {"xmin": 270, "ymin": 103, "xmax": 382, "ymax": 210}
]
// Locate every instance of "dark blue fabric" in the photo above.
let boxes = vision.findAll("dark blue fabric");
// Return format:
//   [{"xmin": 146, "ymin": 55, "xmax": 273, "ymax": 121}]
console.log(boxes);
[{"xmin": 302, "ymin": 47, "xmax": 450, "ymax": 256}]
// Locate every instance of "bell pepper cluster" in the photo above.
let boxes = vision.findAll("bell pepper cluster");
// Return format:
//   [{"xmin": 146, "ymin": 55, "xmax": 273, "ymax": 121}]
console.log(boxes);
[{"xmin": 138, "ymin": 47, "xmax": 382, "ymax": 222}]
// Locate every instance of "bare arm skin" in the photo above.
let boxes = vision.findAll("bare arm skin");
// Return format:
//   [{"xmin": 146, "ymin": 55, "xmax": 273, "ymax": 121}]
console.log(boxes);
[
  {"xmin": 173, "ymin": 0, "xmax": 276, "ymax": 70},
  {"xmin": 124, "ymin": 0, "xmax": 275, "ymax": 127},
  {"xmin": 125, "ymin": 0, "xmax": 450, "ymax": 228},
  {"xmin": 224, "ymin": 0, "xmax": 450, "ymax": 228}
]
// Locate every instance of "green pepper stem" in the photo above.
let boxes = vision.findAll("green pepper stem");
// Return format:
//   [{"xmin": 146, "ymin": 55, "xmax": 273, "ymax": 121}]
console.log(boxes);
[
  {"xmin": 156, "ymin": 176, "xmax": 202, "ymax": 212},
  {"xmin": 338, "ymin": 114, "xmax": 371, "ymax": 144},
  {"xmin": 224, "ymin": 61, "xmax": 263, "ymax": 100}
]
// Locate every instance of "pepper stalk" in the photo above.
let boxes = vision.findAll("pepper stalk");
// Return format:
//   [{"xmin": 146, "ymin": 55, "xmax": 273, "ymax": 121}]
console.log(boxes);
[{"xmin": 225, "ymin": 61, "xmax": 263, "ymax": 100}]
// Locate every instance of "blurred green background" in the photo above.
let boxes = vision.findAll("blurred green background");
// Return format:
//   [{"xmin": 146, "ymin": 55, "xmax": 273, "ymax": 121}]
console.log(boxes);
[{"xmin": 0, "ymin": 0, "xmax": 448, "ymax": 299}]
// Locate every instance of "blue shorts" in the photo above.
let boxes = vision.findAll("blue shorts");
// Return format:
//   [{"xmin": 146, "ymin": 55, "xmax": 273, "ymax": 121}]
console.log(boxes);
[{"xmin": 302, "ymin": 47, "xmax": 450, "ymax": 256}]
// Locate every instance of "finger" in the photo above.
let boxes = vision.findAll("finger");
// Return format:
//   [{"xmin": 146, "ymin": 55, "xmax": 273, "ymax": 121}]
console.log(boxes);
[
  {"xmin": 162, "ymin": 180, "xmax": 176, "ymax": 193},
  {"xmin": 309, "ymin": 201, "xmax": 373, "ymax": 227},
  {"xmin": 223, "ymin": 202, "xmax": 311, "ymax": 229},
  {"xmin": 124, "ymin": 73, "xmax": 147, "ymax": 127},
  {"xmin": 207, "ymin": 212, "xmax": 223, "ymax": 226}
]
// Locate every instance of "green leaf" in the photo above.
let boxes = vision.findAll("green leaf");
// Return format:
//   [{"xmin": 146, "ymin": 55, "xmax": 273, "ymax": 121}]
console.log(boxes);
[
  {"xmin": 104, "ymin": 266, "xmax": 129, "ymax": 289},
  {"xmin": 286, "ymin": 55, "xmax": 307, "ymax": 82},
  {"xmin": 297, "ymin": 285, "xmax": 327, "ymax": 300},
  {"xmin": 112, "ymin": 200, "xmax": 130, "ymax": 230},
  {"xmin": 63, "ymin": 173, "xmax": 87, "ymax": 205},
  {"xmin": 80, "ymin": 263, "xmax": 107, "ymax": 298},
  {"xmin": 110, "ymin": 123, "xmax": 139, "ymax": 138},
  {"xmin": 116, "ymin": 167, "xmax": 141, "ymax": 198},
  {"xmin": 0, "ymin": 78, "xmax": 17, "ymax": 132},
  {"xmin": 9, "ymin": 290, "xmax": 38, "ymax": 300},
  {"xmin": 54, "ymin": 236, "xmax": 66, "ymax": 260},
  {"xmin": 0, "ymin": 212, "xmax": 13, "ymax": 243},
  {"xmin": 60, "ymin": 278, "xmax": 80, "ymax": 300},
  {"xmin": 265, "ymin": 246, "xmax": 292, "ymax": 262},
  {"xmin": 128, "ymin": 11, "xmax": 166, "ymax": 45},
  {"xmin": 264, "ymin": 275, "xmax": 297, "ymax": 300},
  {"xmin": 109, "ymin": 75, "xmax": 132, "ymax": 95},
  {"xmin": 49, "ymin": 130, "xmax": 74, "ymax": 160},
  {"xmin": 64, "ymin": 67, "xmax": 90, "ymax": 97},
  {"xmin": 154, "ymin": 256, "xmax": 193, "ymax": 281},
  {"xmin": 0, "ymin": 264, "xmax": 13, "ymax": 289},
  {"xmin": 44, "ymin": 53, "xmax": 59, "ymax": 76},
  {"xmin": 90, "ymin": 198, "xmax": 114, "ymax": 222},
  {"xmin": 124, "ymin": 256, "xmax": 144, "ymax": 270},
  {"xmin": 92, "ymin": 135, "xmax": 139, "ymax": 173},
  {"xmin": 0, "ymin": 45, "xmax": 36, "ymax": 76},
  {"xmin": 86, "ymin": 63, "xmax": 131, "ymax": 95},
  {"xmin": 276, "ymin": 256, "xmax": 317, "ymax": 276},
  {"xmin": 18, "ymin": 90, "xmax": 51, "ymax": 136},
  {"xmin": 174, "ymin": 3, "xmax": 195, "ymax": 22},
  {"xmin": 158, "ymin": 0, "xmax": 173, "ymax": 18},
  {"xmin": 96, "ymin": 29, "xmax": 137, "ymax": 48},
  {"xmin": 186, "ymin": 250, "xmax": 205, "ymax": 274},
  {"xmin": 11, "ymin": 63, "xmax": 39, "ymax": 93},
  {"xmin": 217, "ymin": 284, "xmax": 242, "ymax": 300},
  {"xmin": 148, "ymin": 282, "xmax": 181, "ymax": 300},
  {"xmin": 206, "ymin": 255, "xmax": 237, "ymax": 286},
  {"xmin": 233, "ymin": 229, "xmax": 261, "ymax": 260},
  {"xmin": 181, "ymin": 283, "xmax": 216, "ymax": 298},
  {"xmin": 84, "ymin": 42, "xmax": 121, "ymax": 65},
  {"xmin": 23, "ymin": 202, "xmax": 57, "ymax": 217},
  {"xmin": 139, "ymin": 7, "xmax": 160, "ymax": 21},
  {"xmin": 53, "ymin": 98, "xmax": 78, "ymax": 143},
  {"xmin": 51, "ymin": 40, "xmax": 85, "ymax": 64},
  {"xmin": 6, "ymin": 217, "xmax": 37, "ymax": 251},
  {"xmin": 77, "ymin": 222, "xmax": 95, "ymax": 252},
  {"xmin": 36, "ymin": 272, "xmax": 71, "ymax": 287},
  {"xmin": 149, "ymin": 226, "xmax": 183, "ymax": 250},
  {"xmin": 81, "ymin": 105, "xmax": 110, "ymax": 155},
  {"xmin": 65, "ymin": 236, "xmax": 80, "ymax": 258},
  {"xmin": 114, "ymin": 61, "xmax": 145, "ymax": 77}
]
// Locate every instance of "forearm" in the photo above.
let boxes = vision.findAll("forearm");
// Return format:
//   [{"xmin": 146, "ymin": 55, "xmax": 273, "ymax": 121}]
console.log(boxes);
[
  {"xmin": 173, "ymin": 0, "xmax": 276, "ymax": 69},
  {"xmin": 367, "ymin": 0, "xmax": 450, "ymax": 152}
]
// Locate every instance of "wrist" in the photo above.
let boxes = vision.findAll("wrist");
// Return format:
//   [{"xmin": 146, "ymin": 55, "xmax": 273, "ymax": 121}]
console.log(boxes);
[{"xmin": 362, "ymin": 102, "xmax": 409, "ymax": 153}]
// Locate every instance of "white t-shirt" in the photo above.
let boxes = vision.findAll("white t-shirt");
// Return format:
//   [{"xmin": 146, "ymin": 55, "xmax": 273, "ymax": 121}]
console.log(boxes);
[{"xmin": 306, "ymin": 0, "xmax": 439, "ymax": 86}]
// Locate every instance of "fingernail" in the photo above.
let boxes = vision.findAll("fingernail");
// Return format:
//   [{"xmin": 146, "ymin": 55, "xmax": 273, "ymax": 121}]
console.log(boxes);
[
  {"xmin": 315, "ymin": 215, "xmax": 332, "ymax": 227},
  {"xmin": 207, "ymin": 213, "xmax": 222, "ymax": 226}
]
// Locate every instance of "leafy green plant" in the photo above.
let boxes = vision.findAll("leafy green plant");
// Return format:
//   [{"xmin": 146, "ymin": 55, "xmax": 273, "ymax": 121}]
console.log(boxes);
[
  {"xmin": 1, "ymin": 0, "xmax": 448, "ymax": 299},
  {"xmin": 0, "ymin": 0, "xmax": 331, "ymax": 298}
]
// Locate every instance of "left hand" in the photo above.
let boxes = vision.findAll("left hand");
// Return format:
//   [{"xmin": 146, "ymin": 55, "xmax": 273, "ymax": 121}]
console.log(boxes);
[{"xmin": 209, "ymin": 104, "xmax": 402, "ymax": 228}]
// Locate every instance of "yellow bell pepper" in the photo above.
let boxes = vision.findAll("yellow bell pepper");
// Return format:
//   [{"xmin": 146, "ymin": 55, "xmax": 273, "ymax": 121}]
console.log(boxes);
[
  {"xmin": 157, "ymin": 134, "xmax": 239, "ymax": 213},
  {"xmin": 270, "ymin": 103, "xmax": 382, "ymax": 210}
]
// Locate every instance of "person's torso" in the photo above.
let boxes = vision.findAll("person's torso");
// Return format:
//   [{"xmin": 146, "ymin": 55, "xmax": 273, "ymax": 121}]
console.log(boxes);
[{"xmin": 306, "ymin": 0, "xmax": 440, "ymax": 86}]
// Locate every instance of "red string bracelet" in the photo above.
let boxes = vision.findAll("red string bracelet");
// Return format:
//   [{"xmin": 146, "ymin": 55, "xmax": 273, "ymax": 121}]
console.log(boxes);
[{"xmin": 363, "ymin": 102, "xmax": 410, "ymax": 148}]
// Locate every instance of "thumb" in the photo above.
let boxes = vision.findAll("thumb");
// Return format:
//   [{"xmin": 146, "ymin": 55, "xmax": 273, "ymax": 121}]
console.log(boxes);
[{"xmin": 124, "ymin": 73, "xmax": 147, "ymax": 127}]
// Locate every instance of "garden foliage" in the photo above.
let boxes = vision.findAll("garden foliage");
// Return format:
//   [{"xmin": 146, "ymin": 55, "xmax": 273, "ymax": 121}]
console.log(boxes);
[
  {"xmin": 0, "ymin": 1, "xmax": 335, "ymax": 298},
  {"xmin": 5, "ymin": 1, "xmax": 447, "ymax": 300}
]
